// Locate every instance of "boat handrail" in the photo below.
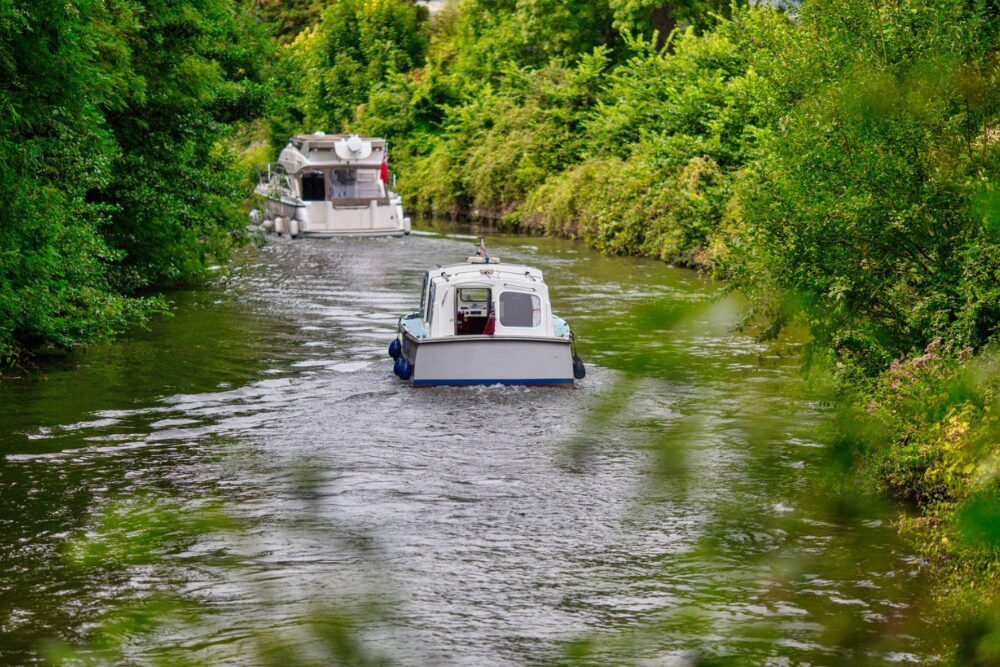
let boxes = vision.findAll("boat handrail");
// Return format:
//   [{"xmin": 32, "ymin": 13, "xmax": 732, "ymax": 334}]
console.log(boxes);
[
  {"xmin": 255, "ymin": 162, "xmax": 273, "ymax": 186},
  {"xmin": 254, "ymin": 162, "xmax": 290, "ymax": 187}
]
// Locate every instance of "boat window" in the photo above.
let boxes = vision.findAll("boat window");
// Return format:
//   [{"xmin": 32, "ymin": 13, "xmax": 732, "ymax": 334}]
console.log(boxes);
[
  {"xmin": 499, "ymin": 292, "xmax": 541, "ymax": 328},
  {"xmin": 455, "ymin": 287, "xmax": 491, "ymax": 336},
  {"xmin": 301, "ymin": 171, "xmax": 325, "ymax": 201},
  {"xmin": 268, "ymin": 169, "xmax": 292, "ymax": 194},
  {"xmin": 419, "ymin": 271, "xmax": 429, "ymax": 320},
  {"xmin": 458, "ymin": 288, "xmax": 489, "ymax": 303},
  {"xmin": 427, "ymin": 282, "xmax": 436, "ymax": 327},
  {"xmin": 330, "ymin": 168, "xmax": 384, "ymax": 200}
]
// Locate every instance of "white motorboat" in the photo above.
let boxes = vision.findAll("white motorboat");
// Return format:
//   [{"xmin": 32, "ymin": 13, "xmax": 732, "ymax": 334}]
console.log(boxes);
[
  {"xmin": 253, "ymin": 132, "xmax": 410, "ymax": 238},
  {"xmin": 388, "ymin": 241, "xmax": 586, "ymax": 387}
]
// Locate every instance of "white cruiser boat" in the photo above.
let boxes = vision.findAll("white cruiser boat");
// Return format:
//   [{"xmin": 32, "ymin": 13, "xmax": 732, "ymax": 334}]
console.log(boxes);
[
  {"xmin": 388, "ymin": 242, "xmax": 586, "ymax": 387},
  {"xmin": 253, "ymin": 133, "xmax": 410, "ymax": 238}
]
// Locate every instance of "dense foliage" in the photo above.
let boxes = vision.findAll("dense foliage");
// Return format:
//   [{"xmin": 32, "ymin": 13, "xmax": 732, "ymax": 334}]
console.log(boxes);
[
  {"xmin": 845, "ymin": 340, "xmax": 1000, "ymax": 662},
  {"xmin": 731, "ymin": 0, "xmax": 1000, "ymax": 378},
  {"xmin": 269, "ymin": 0, "xmax": 430, "ymax": 149},
  {"xmin": 1, "ymin": 0, "xmax": 136, "ymax": 363},
  {"xmin": 254, "ymin": 0, "xmax": 324, "ymax": 43},
  {"xmin": 0, "ymin": 0, "xmax": 269, "ymax": 365}
]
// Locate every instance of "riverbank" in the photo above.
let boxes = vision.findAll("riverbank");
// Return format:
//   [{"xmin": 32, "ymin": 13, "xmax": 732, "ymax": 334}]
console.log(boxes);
[{"xmin": 863, "ymin": 343, "xmax": 1000, "ymax": 663}]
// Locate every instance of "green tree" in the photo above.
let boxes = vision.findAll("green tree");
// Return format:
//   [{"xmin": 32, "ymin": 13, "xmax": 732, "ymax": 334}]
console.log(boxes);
[
  {"xmin": 96, "ymin": 0, "xmax": 271, "ymax": 290},
  {"xmin": 0, "ymin": 0, "xmax": 151, "ymax": 364},
  {"xmin": 279, "ymin": 0, "xmax": 429, "ymax": 136},
  {"xmin": 253, "ymin": 0, "xmax": 323, "ymax": 43},
  {"xmin": 609, "ymin": 0, "xmax": 731, "ymax": 41},
  {"xmin": 729, "ymin": 0, "xmax": 1000, "ymax": 375},
  {"xmin": 0, "ymin": 0, "xmax": 272, "ymax": 364}
]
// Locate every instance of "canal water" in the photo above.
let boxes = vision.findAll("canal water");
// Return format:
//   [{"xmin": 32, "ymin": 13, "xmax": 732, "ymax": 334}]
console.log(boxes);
[{"xmin": 0, "ymin": 230, "xmax": 941, "ymax": 664}]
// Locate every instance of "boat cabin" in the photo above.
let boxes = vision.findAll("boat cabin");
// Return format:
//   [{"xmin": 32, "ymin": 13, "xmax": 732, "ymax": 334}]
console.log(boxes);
[
  {"xmin": 254, "ymin": 132, "xmax": 409, "ymax": 237},
  {"xmin": 262, "ymin": 133, "xmax": 391, "ymax": 206},
  {"xmin": 417, "ymin": 261, "xmax": 558, "ymax": 340}
]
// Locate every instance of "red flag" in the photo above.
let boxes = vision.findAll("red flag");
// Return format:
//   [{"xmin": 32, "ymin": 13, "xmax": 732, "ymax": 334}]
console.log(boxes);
[{"xmin": 380, "ymin": 154, "xmax": 389, "ymax": 184}]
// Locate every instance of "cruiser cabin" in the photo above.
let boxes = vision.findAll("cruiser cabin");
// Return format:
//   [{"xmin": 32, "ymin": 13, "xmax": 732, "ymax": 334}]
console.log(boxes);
[{"xmin": 254, "ymin": 133, "xmax": 411, "ymax": 238}]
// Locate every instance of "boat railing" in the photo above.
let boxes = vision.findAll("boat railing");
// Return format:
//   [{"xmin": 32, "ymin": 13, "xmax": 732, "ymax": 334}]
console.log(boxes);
[
  {"xmin": 255, "ymin": 162, "xmax": 283, "ymax": 187},
  {"xmin": 254, "ymin": 162, "xmax": 292, "ymax": 197}
]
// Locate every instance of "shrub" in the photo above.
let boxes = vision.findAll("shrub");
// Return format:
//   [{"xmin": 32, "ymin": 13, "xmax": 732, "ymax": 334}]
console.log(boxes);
[{"xmin": 728, "ymin": 0, "xmax": 1000, "ymax": 375}]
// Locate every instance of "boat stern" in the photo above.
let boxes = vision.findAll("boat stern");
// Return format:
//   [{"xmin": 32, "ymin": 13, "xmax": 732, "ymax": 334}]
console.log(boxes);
[{"xmin": 394, "ymin": 334, "xmax": 576, "ymax": 388}]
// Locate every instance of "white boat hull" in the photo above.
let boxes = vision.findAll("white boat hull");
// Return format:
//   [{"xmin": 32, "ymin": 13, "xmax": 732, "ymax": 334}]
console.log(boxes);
[
  {"xmin": 400, "ymin": 334, "xmax": 574, "ymax": 387},
  {"xmin": 256, "ymin": 189, "xmax": 410, "ymax": 238}
]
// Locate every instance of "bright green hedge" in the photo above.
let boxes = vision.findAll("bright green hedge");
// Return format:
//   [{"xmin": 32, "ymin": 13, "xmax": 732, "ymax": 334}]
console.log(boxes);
[{"xmin": 0, "ymin": 0, "xmax": 270, "ymax": 364}]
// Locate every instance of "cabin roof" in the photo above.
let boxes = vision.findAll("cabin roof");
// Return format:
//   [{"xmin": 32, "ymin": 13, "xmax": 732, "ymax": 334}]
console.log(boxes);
[
  {"xmin": 279, "ymin": 133, "xmax": 387, "ymax": 173},
  {"xmin": 427, "ymin": 262, "xmax": 546, "ymax": 288},
  {"xmin": 289, "ymin": 133, "xmax": 387, "ymax": 147}
]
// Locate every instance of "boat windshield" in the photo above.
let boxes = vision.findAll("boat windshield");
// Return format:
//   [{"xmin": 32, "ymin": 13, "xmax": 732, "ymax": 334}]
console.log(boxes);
[
  {"xmin": 427, "ymin": 282, "xmax": 437, "ymax": 328},
  {"xmin": 458, "ymin": 288, "xmax": 489, "ymax": 303},
  {"xmin": 419, "ymin": 271, "xmax": 430, "ymax": 320}
]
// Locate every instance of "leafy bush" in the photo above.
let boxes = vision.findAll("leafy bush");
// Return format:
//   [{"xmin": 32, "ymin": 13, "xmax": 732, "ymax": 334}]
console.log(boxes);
[
  {"xmin": 521, "ymin": 153, "xmax": 728, "ymax": 266},
  {"xmin": 609, "ymin": 0, "xmax": 729, "ymax": 37},
  {"xmin": 278, "ymin": 0, "xmax": 429, "ymax": 136},
  {"xmin": 860, "ymin": 342, "xmax": 1000, "ymax": 661},
  {"xmin": 398, "ymin": 49, "xmax": 610, "ymax": 217},
  {"xmin": 512, "ymin": 11, "xmax": 789, "ymax": 264},
  {"xmin": 0, "ymin": 0, "xmax": 270, "ymax": 364},
  {"xmin": 728, "ymin": 0, "xmax": 1000, "ymax": 375},
  {"xmin": 254, "ymin": 0, "xmax": 323, "ymax": 44}
]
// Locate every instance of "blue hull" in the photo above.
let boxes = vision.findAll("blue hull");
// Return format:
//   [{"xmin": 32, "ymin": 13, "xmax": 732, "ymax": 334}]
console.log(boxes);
[{"xmin": 411, "ymin": 378, "xmax": 574, "ymax": 387}]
